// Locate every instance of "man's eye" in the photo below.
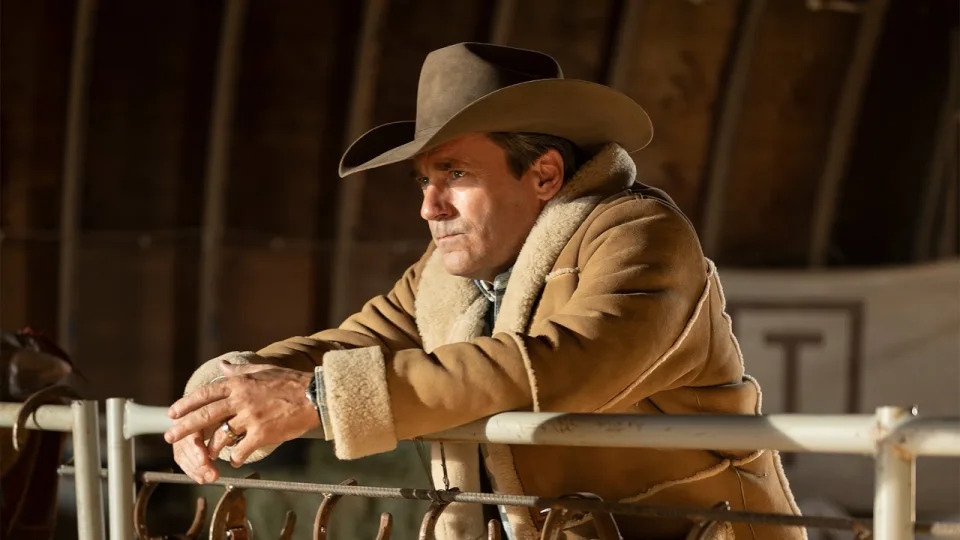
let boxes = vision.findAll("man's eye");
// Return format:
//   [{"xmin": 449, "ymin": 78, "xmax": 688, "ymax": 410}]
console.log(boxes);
[
  {"xmin": 450, "ymin": 170, "xmax": 466, "ymax": 180},
  {"xmin": 416, "ymin": 176, "xmax": 430, "ymax": 189}
]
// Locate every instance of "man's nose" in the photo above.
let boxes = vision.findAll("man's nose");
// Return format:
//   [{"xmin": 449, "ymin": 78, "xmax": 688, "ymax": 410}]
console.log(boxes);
[{"xmin": 420, "ymin": 185, "xmax": 452, "ymax": 221}]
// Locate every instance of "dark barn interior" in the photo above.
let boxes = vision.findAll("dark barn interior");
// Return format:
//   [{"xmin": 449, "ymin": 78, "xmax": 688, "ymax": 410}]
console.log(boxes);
[{"xmin": 2, "ymin": 0, "xmax": 958, "ymax": 538}]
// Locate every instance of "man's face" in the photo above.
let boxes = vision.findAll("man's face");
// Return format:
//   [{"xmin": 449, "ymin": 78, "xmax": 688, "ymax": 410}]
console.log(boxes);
[{"xmin": 413, "ymin": 133, "xmax": 562, "ymax": 281}]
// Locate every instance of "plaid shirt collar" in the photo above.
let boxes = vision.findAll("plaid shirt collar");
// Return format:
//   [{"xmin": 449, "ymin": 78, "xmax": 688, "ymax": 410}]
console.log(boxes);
[{"xmin": 474, "ymin": 267, "xmax": 512, "ymax": 323}]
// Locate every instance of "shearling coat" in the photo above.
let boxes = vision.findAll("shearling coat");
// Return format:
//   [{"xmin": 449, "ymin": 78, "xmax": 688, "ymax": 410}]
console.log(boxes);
[{"xmin": 187, "ymin": 145, "xmax": 804, "ymax": 540}]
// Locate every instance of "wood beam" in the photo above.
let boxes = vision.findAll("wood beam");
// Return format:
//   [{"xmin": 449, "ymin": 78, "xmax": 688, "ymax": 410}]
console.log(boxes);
[
  {"xmin": 808, "ymin": 0, "xmax": 889, "ymax": 267},
  {"xmin": 198, "ymin": 0, "xmax": 248, "ymax": 361},
  {"xmin": 57, "ymin": 0, "xmax": 98, "ymax": 353},
  {"xmin": 936, "ymin": 118, "xmax": 958, "ymax": 258},
  {"xmin": 605, "ymin": 0, "xmax": 643, "ymax": 90},
  {"xmin": 699, "ymin": 0, "xmax": 767, "ymax": 259},
  {"xmin": 914, "ymin": 29, "xmax": 958, "ymax": 261},
  {"xmin": 329, "ymin": 0, "xmax": 390, "ymax": 325},
  {"xmin": 489, "ymin": 0, "xmax": 517, "ymax": 45}
]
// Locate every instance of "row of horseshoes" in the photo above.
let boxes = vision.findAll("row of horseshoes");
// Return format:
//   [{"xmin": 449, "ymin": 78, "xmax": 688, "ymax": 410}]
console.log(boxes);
[{"xmin": 133, "ymin": 474, "xmax": 631, "ymax": 540}]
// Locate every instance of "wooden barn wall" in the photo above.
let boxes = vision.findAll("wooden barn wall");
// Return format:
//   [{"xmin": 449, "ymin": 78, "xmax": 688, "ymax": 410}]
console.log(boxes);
[
  {"xmin": 1, "ymin": 0, "xmax": 75, "ymax": 336},
  {"xmin": 1, "ymin": 0, "xmax": 957, "ymax": 536},
  {"xmin": 218, "ymin": 1, "xmax": 359, "ymax": 354},
  {"xmin": 720, "ymin": 3, "xmax": 859, "ymax": 266},
  {"xmin": 835, "ymin": 0, "xmax": 957, "ymax": 265},
  {"xmin": 73, "ymin": 1, "xmax": 221, "ymax": 403},
  {"xmin": 1, "ymin": 0, "xmax": 957, "ymax": 404},
  {"xmin": 624, "ymin": 0, "xmax": 740, "ymax": 216}
]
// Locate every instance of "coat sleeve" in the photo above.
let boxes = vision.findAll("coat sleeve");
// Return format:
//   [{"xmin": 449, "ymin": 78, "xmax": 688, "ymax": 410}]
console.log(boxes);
[
  {"xmin": 182, "ymin": 249, "xmax": 427, "ymax": 399},
  {"xmin": 324, "ymin": 197, "xmax": 711, "ymax": 460}
]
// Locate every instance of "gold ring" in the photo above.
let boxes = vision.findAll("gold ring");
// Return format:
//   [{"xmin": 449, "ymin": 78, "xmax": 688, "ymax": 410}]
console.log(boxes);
[{"xmin": 220, "ymin": 422, "xmax": 244, "ymax": 445}]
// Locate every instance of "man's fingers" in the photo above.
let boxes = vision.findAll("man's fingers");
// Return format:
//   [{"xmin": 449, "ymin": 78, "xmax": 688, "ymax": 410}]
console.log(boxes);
[
  {"xmin": 206, "ymin": 419, "xmax": 245, "ymax": 460},
  {"xmin": 229, "ymin": 430, "xmax": 258, "ymax": 468},
  {"xmin": 173, "ymin": 433, "xmax": 219, "ymax": 484},
  {"xmin": 168, "ymin": 381, "xmax": 230, "ymax": 419},
  {"xmin": 164, "ymin": 399, "xmax": 234, "ymax": 444}
]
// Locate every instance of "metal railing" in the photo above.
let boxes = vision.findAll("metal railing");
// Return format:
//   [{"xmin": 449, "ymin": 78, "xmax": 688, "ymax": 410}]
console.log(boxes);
[
  {"xmin": 0, "ymin": 401, "xmax": 105, "ymax": 540},
  {"xmin": 3, "ymin": 399, "xmax": 959, "ymax": 540}
]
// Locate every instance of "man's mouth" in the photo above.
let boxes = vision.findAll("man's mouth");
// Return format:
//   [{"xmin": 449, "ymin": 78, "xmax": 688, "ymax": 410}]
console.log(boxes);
[{"xmin": 436, "ymin": 233, "xmax": 461, "ymax": 241}]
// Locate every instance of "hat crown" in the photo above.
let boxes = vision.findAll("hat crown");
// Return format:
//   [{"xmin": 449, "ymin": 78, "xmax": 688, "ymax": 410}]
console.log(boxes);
[{"xmin": 414, "ymin": 43, "xmax": 563, "ymax": 135}]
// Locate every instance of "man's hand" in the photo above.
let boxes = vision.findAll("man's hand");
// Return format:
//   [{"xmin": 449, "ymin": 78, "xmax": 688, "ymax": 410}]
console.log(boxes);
[{"xmin": 165, "ymin": 360, "xmax": 320, "ymax": 483}]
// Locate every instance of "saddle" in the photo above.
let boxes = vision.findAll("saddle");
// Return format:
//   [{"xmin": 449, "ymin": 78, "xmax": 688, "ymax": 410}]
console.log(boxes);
[{"xmin": 1, "ymin": 328, "xmax": 82, "ymax": 539}]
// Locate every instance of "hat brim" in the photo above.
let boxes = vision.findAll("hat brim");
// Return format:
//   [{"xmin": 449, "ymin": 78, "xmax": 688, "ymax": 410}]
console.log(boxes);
[{"xmin": 338, "ymin": 79, "xmax": 653, "ymax": 178}]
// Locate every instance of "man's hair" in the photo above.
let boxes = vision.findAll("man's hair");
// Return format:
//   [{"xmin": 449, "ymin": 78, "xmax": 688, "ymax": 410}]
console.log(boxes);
[{"xmin": 487, "ymin": 132, "xmax": 581, "ymax": 182}]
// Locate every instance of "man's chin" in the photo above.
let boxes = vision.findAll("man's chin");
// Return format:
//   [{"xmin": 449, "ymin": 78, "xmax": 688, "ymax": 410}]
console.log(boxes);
[{"xmin": 439, "ymin": 251, "xmax": 481, "ymax": 279}]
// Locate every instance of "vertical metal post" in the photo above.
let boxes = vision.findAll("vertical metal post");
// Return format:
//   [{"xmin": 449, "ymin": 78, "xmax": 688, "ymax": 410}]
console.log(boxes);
[
  {"xmin": 198, "ymin": 0, "xmax": 249, "ymax": 361},
  {"xmin": 874, "ymin": 406, "xmax": 916, "ymax": 540},
  {"xmin": 107, "ymin": 398, "xmax": 135, "ymax": 540},
  {"xmin": 329, "ymin": 0, "xmax": 390, "ymax": 324},
  {"xmin": 72, "ymin": 400, "xmax": 106, "ymax": 540},
  {"xmin": 699, "ymin": 0, "xmax": 767, "ymax": 258},
  {"xmin": 57, "ymin": 0, "xmax": 98, "ymax": 354}
]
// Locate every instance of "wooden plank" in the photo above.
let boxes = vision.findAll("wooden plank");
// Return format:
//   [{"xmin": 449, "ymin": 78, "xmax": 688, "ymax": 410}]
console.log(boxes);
[
  {"xmin": 698, "ymin": 0, "xmax": 767, "ymax": 259},
  {"xmin": 808, "ymin": 0, "xmax": 889, "ymax": 267},
  {"xmin": 57, "ymin": 0, "xmax": 97, "ymax": 354},
  {"xmin": 220, "ymin": 247, "xmax": 315, "ymax": 353},
  {"xmin": 605, "ymin": 0, "xmax": 644, "ymax": 90},
  {"xmin": 489, "ymin": 0, "xmax": 517, "ymax": 45},
  {"xmin": 78, "ymin": 245, "xmax": 177, "ymax": 404},
  {"xmin": 506, "ymin": 0, "xmax": 618, "ymax": 82},
  {"xmin": 198, "ymin": 0, "xmax": 248, "ymax": 361},
  {"xmin": 936, "ymin": 120, "xmax": 959, "ymax": 258},
  {"xmin": 619, "ymin": 0, "xmax": 739, "ymax": 217},
  {"xmin": 329, "ymin": 0, "xmax": 390, "ymax": 325},
  {"xmin": 914, "ymin": 29, "xmax": 958, "ymax": 261}
]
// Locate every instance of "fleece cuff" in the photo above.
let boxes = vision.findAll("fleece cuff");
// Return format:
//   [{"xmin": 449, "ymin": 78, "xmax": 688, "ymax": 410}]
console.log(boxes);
[{"xmin": 322, "ymin": 346, "xmax": 397, "ymax": 460}]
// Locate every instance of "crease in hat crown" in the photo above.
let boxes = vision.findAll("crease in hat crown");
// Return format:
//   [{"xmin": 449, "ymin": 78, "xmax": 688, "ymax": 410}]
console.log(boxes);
[
  {"xmin": 413, "ymin": 43, "xmax": 563, "ymax": 136},
  {"xmin": 338, "ymin": 42, "xmax": 653, "ymax": 178}
]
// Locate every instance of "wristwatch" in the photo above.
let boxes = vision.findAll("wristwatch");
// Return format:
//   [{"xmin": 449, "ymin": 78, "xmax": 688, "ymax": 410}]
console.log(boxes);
[{"xmin": 305, "ymin": 368, "xmax": 324, "ymax": 421}]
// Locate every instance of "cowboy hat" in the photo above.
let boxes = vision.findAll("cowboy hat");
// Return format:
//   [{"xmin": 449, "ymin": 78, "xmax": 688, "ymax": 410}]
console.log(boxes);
[{"xmin": 338, "ymin": 42, "xmax": 653, "ymax": 177}]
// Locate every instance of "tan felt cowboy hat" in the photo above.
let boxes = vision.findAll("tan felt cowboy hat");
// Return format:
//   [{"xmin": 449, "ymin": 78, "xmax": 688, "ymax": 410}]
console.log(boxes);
[{"xmin": 338, "ymin": 42, "xmax": 653, "ymax": 178}]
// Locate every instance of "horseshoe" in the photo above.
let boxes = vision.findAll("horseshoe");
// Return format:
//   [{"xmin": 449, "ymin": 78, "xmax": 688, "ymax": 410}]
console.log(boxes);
[
  {"xmin": 134, "ymin": 481, "xmax": 206, "ymax": 540},
  {"xmin": 278, "ymin": 510, "xmax": 296, "ymax": 540},
  {"xmin": 417, "ymin": 489, "xmax": 460, "ymax": 540},
  {"xmin": 375, "ymin": 512, "xmax": 393, "ymax": 540},
  {"xmin": 488, "ymin": 519, "xmax": 502, "ymax": 540},
  {"xmin": 210, "ymin": 473, "xmax": 260, "ymax": 540},
  {"xmin": 13, "ymin": 384, "xmax": 81, "ymax": 452},
  {"xmin": 314, "ymin": 477, "xmax": 357, "ymax": 539}
]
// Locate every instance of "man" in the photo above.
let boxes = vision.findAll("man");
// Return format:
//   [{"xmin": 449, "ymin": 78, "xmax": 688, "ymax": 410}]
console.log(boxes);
[{"xmin": 165, "ymin": 43, "xmax": 804, "ymax": 539}]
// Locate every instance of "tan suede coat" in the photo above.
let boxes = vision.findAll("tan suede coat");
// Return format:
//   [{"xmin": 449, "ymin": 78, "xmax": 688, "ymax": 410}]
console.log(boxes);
[{"xmin": 187, "ymin": 145, "xmax": 804, "ymax": 540}]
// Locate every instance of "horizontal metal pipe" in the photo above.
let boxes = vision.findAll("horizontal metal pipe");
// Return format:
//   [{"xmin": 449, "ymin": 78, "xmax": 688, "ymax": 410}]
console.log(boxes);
[
  {"xmin": 122, "ymin": 402, "xmax": 960, "ymax": 457},
  {"xmin": 424, "ymin": 412, "xmax": 881, "ymax": 454},
  {"xmin": 124, "ymin": 401, "xmax": 173, "ymax": 438},
  {"xmin": 897, "ymin": 418, "xmax": 960, "ymax": 457},
  {"xmin": 0, "ymin": 402, "xmax": 75, "ymax": 431}
]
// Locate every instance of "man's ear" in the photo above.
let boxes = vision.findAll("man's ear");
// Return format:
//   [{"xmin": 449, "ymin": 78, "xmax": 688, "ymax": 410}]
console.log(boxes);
[{"xmin": 531, "ymin": 149, "xmax": 564, "ymax": 202}]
